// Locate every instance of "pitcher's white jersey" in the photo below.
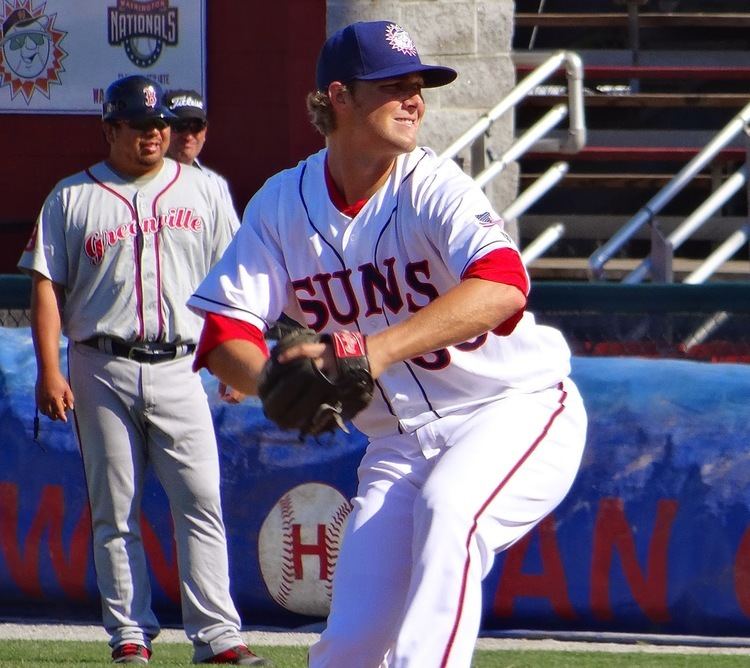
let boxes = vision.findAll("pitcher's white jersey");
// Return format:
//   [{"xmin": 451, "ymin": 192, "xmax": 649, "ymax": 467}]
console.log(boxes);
[
  {"xmin": 189, "ymin": 147, "xmax": 572, "ymax": 436},
  {"xmin": 19, "ymin": 157, "xmax": 237, "ymax": 344}
]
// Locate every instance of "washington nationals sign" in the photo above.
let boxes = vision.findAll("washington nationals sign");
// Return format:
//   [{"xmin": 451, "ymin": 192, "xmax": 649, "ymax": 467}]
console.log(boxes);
[
  {"xmin": 0, "ymin": 0, "xmax": 204, "ymax": 113},
  {"xmin": 107, "ymin": 0, "xmax": 178, "ymax": 68}
]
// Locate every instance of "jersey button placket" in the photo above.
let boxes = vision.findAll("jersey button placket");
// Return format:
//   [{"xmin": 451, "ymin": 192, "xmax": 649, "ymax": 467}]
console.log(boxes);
[{"xmin": 138, "ymin": 198, "xmax": 159, "ymax": 339}]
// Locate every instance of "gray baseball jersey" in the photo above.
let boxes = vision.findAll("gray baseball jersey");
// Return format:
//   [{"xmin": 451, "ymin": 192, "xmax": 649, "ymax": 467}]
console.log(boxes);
[
  {"xmin": 18, "ymin": 156, "xmax": 246, "ymax": 658},
  {"xmin": 19, "ymin": 157, "xmax": 237, "ymax": 343},
  {"xmin": 194, "ymin": 158, "xmax": 240, "ymax": 226}
]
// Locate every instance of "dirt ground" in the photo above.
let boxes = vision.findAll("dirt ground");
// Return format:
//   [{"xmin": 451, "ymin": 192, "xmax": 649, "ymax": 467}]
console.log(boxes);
[{"xmin": 2, "ymin": 623, "xmax": 750, "ymax": 655}]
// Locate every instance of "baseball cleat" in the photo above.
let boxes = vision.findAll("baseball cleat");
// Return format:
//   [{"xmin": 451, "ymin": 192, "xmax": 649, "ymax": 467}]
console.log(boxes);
[
  {"xmin": 111, "ymin": 643, "xmax": 151, "ymax": 663},
  {"xmin": 199, "ymin": 644, "xmax": 273, "ymax": 665}
]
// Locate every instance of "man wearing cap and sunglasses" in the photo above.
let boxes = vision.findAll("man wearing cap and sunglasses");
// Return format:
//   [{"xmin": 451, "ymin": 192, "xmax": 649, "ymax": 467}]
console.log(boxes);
[
  {"xmin": 163, "ymin": 89, "xmax": 244, "ymax": 404},
  {"xmin": 18, "ymin": 75, "xmax": 270, "ymax": 667},
  {"xmin": 163, "ymin": 89, "xmax": 239, "ymax": 225},
  {"xmin": 188, "ymin": 20, "xmax": 587, "ymax": 667}
]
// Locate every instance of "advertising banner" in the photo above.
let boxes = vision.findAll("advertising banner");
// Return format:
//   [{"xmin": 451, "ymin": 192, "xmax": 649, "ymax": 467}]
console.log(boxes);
[
  {"xmin": 2, "ymin": 326, "xmax": 750, "ymax": 636},
  {"xmin": 0, "ymin": 0, "xmax": 205, "ymax": 113}
]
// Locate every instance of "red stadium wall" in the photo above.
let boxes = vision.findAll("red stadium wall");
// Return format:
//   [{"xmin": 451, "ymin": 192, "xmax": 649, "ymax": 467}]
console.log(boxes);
[{"xmin": 0, "ymin": 0, "xmax": 326, "ymax": 274}]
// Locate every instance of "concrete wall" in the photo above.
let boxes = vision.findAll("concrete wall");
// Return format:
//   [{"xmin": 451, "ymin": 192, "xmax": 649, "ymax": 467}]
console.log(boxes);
[{"xmin": 326, "ymin": 1, "xmax": 519, "ymax": 228}]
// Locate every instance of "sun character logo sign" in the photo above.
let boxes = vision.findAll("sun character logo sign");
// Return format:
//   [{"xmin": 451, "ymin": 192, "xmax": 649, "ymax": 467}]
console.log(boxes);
[{"xmin": 0, "ymin": 0, "xmax": 67, "ymax": 103}]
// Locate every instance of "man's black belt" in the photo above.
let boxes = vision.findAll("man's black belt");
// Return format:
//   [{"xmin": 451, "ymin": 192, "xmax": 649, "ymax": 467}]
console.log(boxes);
[{"xmin": 80, "ymin": 337, "xmax": 196, "ymax": 364}]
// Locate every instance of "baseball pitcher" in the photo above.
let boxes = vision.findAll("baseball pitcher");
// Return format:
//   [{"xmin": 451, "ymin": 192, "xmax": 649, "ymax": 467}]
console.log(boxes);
[{"xmin": 189, "ymin": 21, "xmax": 588, "ymax": 668}]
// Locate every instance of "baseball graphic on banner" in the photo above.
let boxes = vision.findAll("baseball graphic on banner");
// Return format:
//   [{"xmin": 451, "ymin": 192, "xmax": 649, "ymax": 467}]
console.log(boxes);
[{"xmin": 259, "ymin": 483, "xmax": 352, "ymax": 617}]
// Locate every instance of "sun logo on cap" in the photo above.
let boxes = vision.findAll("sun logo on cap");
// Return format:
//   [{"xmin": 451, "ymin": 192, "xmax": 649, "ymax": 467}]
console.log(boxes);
[{"xmin": 385, "ymin": 23, "xmax": 417, "ymax": 56}]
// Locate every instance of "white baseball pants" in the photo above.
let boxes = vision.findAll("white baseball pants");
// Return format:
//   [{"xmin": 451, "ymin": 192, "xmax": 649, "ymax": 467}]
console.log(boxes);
[{"xmin": 308, "ymin": 379, "xmax": 587, "ymax": 668}]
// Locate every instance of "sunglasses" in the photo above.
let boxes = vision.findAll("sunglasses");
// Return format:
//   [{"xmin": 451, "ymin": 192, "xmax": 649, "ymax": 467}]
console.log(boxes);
[
  {"xmin": 171, "ymin": 119, "xmax": 207, "ymax": 134},
  {"xmin": 9, "ymin": 33, "xmax": 46, "ymax": 50},
  {"xmin": 122, "ymin": 118, "xmax": 170, "ymax": 132}
]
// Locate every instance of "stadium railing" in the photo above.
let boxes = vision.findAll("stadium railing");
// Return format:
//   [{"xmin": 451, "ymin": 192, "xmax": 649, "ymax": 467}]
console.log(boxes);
[{"xmin": 2, "ymin": 275, "xmax": 748, "ymax": 363}]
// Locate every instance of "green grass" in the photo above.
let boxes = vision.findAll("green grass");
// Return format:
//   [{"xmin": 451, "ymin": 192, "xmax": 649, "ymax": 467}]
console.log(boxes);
[
  {"xmin": 0, "ymin": 640, "xmax": 748, "ymax": 667},
  {"xmin": 473, "ymin": 651, "xmax": 750, "ymax": 667},
  {"xmin": 0, "ymin": 640, "xmax": 303, "ymax": 666}
]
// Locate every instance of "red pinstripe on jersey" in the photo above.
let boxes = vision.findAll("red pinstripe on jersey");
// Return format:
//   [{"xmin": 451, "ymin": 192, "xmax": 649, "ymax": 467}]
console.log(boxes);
[
  {"xmin": 85, "ymin": 168, "xmax": 145, "ymax": 338},
  {"xmin": 151, "ymin": 163, "xmax": 181, "ymax": 339},
  {"xmin": 85, "ymin": 163, "xmax": 181, "ymax": 341}
]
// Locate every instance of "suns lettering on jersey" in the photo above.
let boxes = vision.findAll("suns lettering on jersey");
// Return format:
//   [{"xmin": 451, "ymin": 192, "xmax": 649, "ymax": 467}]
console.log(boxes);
[
  {"xmin": 293, "ymin": 257, "xmax": 437, "ymax": 330},
  {"xmin": 291, "ymin": 256, "xmax": 483, "ymax": 371}
]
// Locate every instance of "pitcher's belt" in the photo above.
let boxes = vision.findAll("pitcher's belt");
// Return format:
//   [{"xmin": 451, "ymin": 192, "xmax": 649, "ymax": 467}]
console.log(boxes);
[{"xmin": 80, "ymin": 337, "xmax": 196, "ymax": 364}]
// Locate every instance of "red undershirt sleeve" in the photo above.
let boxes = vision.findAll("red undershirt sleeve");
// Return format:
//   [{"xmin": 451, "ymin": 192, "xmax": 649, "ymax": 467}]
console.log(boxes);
[
  {"xmin": 461, "ymin": 247, "xmax": 529, "ymax": 336},
  {"xmin": 193, "ymin": 312, "xmax": 269, "ymax": 373}
]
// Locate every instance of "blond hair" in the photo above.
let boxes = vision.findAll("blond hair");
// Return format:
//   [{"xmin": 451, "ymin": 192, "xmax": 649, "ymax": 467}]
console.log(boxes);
[{"xmin": 305, "ymin": 82, "xmax": 358, "ymax": 136}]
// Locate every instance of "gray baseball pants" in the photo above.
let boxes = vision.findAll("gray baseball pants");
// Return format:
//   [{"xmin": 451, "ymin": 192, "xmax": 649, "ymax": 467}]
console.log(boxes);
[{"xmin": 68, "ymin": 342, "xmax": 244, "ymax": 661}]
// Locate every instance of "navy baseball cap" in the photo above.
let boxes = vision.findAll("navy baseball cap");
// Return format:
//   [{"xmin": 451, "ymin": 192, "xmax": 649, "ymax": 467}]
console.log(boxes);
[
  {"xmin": 316, "ymin": 21, "xmax": 457, "ymax": 91},
  {"xmin": 164, "ymin": 89, "xmax": 207, "ymax": 121}
]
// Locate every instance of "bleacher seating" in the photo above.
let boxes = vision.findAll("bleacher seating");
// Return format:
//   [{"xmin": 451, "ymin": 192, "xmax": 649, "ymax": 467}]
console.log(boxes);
[{"xmin": 512, "ymin": 0, "xmax": 750, "ymax": 281}]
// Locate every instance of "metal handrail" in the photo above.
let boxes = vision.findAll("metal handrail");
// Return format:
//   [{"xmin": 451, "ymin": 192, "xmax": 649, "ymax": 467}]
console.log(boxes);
[
  {"xmin": 475, "ymin": 104, "xmax": 568, "ymax": 187},
  {"xmin": 623, "ymin": 166, "xmax": 747, "ymax": 283},
  {"xmin": 439, "ymin": 50, "xmax": 586, "ymax": 163},
  {"xmin": 589, "ymin": 101, "xmax": 750, "ymax": 280},
  {"xmin": 438, "ymin": 50, "xmax": 585, "ymax": 260},
  {"xmin": 501, "ymin": 162, "xmax": 569, "ymax": 221},
  {"xmin": 521, "ymin": 222, "xmax": 566, "ymax": 264},
  {"xmin": 685, "ymin": 224, "xmax": 750, "ymax": 285},
  {"xmin": 679, "ymin": 224, "xmax": 750, "ymax": 349}
]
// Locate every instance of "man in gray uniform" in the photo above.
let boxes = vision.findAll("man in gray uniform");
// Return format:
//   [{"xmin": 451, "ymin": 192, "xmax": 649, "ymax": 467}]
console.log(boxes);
[{"xmin": 18, "ymin": 75, "xmax": 270, "ymax": 667}]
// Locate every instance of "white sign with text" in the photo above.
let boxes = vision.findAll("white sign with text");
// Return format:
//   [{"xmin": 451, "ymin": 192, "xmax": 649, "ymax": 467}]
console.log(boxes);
[{"xmin": 0, "ymin": 0, "xmax": 205, "ymax": 114}]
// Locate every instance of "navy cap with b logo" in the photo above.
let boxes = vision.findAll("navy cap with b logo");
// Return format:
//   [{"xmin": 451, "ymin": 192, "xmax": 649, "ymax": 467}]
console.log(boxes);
[{"xmin": 315, "ymin": 21, "xmax": 457, "ymax": 91}]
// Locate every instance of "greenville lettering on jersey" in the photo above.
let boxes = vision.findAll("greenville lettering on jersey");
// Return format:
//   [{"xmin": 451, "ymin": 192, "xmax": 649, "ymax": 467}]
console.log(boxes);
[{"xmin": 84, "ymin": 207, "xmax": 203, "ymax": 265}]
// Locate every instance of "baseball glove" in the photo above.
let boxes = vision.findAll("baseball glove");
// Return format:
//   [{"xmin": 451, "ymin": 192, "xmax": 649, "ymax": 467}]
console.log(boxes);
[{"xmin": 258, "ymin": 328, "xmax": 374, "ymax": 437}]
